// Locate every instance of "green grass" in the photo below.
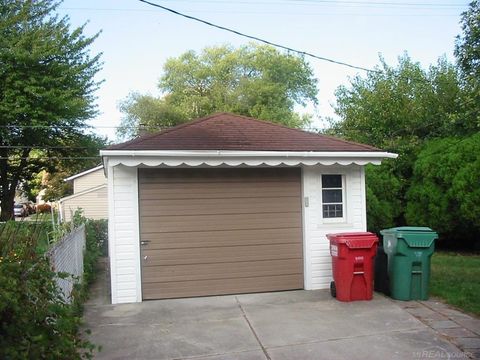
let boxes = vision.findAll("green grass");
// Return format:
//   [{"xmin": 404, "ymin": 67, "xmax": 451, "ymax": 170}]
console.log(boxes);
[
  {"xmin": 0, "ymin": 220, "xmax": 53, "ymax": 254},
  {"xmin": 27, "ymin": 212, "xmax": 54, "ymax": 222},
  {"xmin": 430, "ymin": 251, "xmax": 480, "ymax": 316}
]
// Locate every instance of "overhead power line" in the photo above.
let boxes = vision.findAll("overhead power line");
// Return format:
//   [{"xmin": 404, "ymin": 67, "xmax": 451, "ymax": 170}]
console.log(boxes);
[
  {"xmin": 0, "ymin": 124, "xmax": 117, "ymax": 129},
  {"xmin": 136, "ymin": 0, "xmax": 465, "ymax": 8},
  {"xmin": 137, "ymin": 0, "xmax": 379, "ymax": 73},
  {"xmin": 0, "ymin": 156, "xmax": 100, "ymax": 160},
  {"xmin": 59, "ymin": 7, "xmax": 461, "ymax": 17},
  {"xmin": 0, "ymin": 145, "xmax": 94, "ymax": 149}
]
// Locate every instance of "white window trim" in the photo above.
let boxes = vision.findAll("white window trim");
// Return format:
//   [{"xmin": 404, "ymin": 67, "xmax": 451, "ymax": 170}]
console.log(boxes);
[{"xmin": 321, "ymin": 174, "xmax": 347, "ymax": 223}]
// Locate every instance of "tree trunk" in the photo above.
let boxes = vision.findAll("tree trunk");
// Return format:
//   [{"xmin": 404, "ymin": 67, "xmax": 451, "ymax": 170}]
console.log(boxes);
[
  {"xmin": 0, "ymin": 147, "xmax": 29, "ymax": 221},
  {"xmin": 0, "ymin": 190, "xmax": 14, "ymax": 221},
  {"xmin": 0, "ymin": 151, "xmax": 15, "ymax": 221}
]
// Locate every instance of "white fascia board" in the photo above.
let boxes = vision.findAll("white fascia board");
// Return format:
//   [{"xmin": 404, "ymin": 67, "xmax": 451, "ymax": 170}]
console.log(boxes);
[
  {"xmin": 100, "ymin": 150, "xmax": 398, "ymax": 158},
  {"xmin": 64, "ymin": 165, "xmax": 104, "ymax": 182},
  {"xmin": 100, "ymin": 150, "xmax": 398, "ymax": 167}
]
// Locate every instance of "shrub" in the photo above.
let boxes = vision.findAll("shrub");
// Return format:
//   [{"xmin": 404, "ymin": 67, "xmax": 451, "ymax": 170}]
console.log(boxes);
[
  {"xmin": 82, "ymin": 219, "xmax": 108, "ymax": 293},
  {"xmin": 365, "ymin": 164, "xmax": 402, "ymax": 234},
  {"xmin": 406, "ymin": 134, "xmax": 480, "ymax": 249},
  {"xmin": 0, "ymin": 217, "xmax": 106, "ymax": 359}
]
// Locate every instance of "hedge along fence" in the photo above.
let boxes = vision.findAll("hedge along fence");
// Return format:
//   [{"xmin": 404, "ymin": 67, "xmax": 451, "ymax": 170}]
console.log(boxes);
[
  {"xmin": 46, "ymin": 224, "xmax": 86, "ymax": 303},
  {"xmin": 0, "ymin": 218, "xmax": 107, "ymax": 359}
]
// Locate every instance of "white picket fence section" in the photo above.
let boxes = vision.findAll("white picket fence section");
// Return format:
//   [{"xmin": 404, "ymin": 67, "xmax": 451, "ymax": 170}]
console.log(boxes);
[{"xmin": 46, "ymin": 224, "xmax": 86, "ymax": 302}]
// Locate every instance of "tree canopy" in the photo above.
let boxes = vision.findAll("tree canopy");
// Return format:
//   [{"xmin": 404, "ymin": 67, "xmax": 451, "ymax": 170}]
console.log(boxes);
[
  {"xmin": 0, "ymin": 0, "xmax": 103, "ymax": 220},
  {"xmin": 329, "ymin": 55, "xmax": 464, "ymax": 228},
  {"xmin": 331, "ymin": 55, "xmax": 464, "ymax": 149},
  {"xmin": 117, "ymin": 44, "xmax": 318, "ymax": 139},
  {"xmin": 329, "ymin": 1, "xmax": 480, "ymax": 248},
  {"xmin": 455, "ymin": 0, "xmax": 480, "ymax": 81},
  {"xmin": 455, "ymin": 1, "xmax": 480, "ymax": 132}
]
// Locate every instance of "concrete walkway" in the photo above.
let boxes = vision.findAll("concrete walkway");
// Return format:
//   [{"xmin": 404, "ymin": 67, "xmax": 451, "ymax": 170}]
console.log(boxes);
[{"xmin": 83, "ymin": 262, "xmax": 478, "ymax": 360}]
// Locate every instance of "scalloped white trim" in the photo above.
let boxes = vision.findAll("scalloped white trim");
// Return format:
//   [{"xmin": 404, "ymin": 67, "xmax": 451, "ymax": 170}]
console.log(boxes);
[
  {"xmin": 109, "ymin": 159, "xmax": 382, "ymax": 167},
  {"xmin": 100, "ymin": 150, "xmax": 397, "ymax": 168}
]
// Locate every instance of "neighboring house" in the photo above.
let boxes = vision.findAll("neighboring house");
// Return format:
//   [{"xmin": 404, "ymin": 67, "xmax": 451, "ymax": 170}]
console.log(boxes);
[
  {"xmin": 58, "ymin": 165, "xmax": 107, "ymax": 222},
  {"xmin": 100, "ymin": 113, "xmax": 397, "ymax": 304}
]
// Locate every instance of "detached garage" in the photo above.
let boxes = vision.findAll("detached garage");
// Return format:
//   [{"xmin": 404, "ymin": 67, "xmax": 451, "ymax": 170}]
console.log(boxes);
[{"xmin": 101, "ymin": 113, "xmax": 396, "ymax": 304}]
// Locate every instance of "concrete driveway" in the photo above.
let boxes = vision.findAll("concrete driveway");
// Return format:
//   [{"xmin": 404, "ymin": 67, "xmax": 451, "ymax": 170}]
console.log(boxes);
[{"xmin": 83, "ymin": 270, "xmax": 477, "ymax": 360}]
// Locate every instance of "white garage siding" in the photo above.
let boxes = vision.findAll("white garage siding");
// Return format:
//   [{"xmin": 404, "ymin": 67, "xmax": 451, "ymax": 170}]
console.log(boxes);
[
  {"xmin": 107, "ymin": 164, "xmax": 366, "ymax": 304},
  {"xmin": 302, "ymin": 165, "xmax": 366, "ymax": 290},
  {"xmin": 108, "ymin": 165, "xmax": 142, "ymax": 304}
]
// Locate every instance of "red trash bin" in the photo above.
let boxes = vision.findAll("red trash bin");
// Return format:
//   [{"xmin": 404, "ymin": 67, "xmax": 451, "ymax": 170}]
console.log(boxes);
[{"xmin": 327, "ymin": 232, "xmax": 379, "ymax": 302}]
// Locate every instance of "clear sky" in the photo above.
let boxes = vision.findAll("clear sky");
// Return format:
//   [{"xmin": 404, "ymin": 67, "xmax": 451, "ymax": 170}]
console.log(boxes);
[{"xmin": 57, "ymin": 0, "xmax": 470, "ymax": 141}]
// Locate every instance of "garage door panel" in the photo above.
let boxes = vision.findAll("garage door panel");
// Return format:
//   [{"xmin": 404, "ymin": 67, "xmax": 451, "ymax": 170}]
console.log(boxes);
[
  {"xmin": 140, "ymin": 228, "xmax": 302, "ymax": 249},
  {"xmin": 139, "ymin": 196, "xmax": 300, "ymax": 216},
  {"xmin": 142, "ymin": 259, "xmax": 303, "ymax": 283},
  {"xmin": 139, "ymin": 186, "xmax": 301, "ymax": 200},
  {"xmin": 140, "ymin": 180, "xmax": 301, "ymax": 191},
  {"xmin": 139, "ymin": 168, "xmax": 300, "ymax": 184},
  {"xmin": 140, "ymin": 212, "xmax": 301, "ymax": 233},
  {"xmin": 142, "ymin": 243, "xmax": 303, "ymax": 266},
  {"xmin": 139, "ymin": 168, "xmax": 303, "ymax": 300},
  {"xmin": 142, "ymin": 274, "xmax": 304, "ymax": 300}
]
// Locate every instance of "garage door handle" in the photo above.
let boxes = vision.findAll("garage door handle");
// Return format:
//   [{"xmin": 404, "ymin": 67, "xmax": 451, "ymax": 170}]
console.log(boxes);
[
  {"xmin": 141, "ymin": 241, "xmax": 150, "ymax": 246},
  {"xmin": 143, "ymin": 255, "xmax": 148, "ymax": 261}
]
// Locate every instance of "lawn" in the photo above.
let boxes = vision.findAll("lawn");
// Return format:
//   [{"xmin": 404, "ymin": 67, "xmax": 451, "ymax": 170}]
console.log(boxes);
[{"xmin": 430, "ymin": 251, "xmax": 480, "ymax": 316}]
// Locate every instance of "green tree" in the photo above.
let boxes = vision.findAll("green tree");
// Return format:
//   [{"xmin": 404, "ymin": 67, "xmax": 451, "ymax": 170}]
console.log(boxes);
[
  {"xmin": 455, "ymin": 1, "xmax": 480, "ymax": 81},
  {"xmin": 405, "ymin": 134, "xmax": 480, "ymax": 249},
  {"xmin": 455, "ymin": 0, "xmax": 480, "ymax": 132},
  {"xmin": 0, "ymin": 0, "xmax": 102, "ymax": 220},
  {"xmin": 331, "ymin": 55, "xmax": 462, "ymax": 148},
  {"xmin": 330, "ymin": 54, "xmax": 463, "ymax": 226},
  {"xmin": 117, "ymin": 43, "xmax": 318, "ymax": 139},
  {"xmin": 40, "ymin": 134, "xmax": 107, "ymax": 201},
  {"xmin": 117, "ymin": 92, "xmax": 185, "ymax": 137},
  {"xmin": 364, "ymin": 163, "xmax": 402, "ymax": 232}
]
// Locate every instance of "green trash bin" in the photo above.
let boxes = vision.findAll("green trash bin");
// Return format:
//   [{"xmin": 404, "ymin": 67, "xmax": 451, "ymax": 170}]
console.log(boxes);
[{"xmin": 380, "ymin": 227, "xmax": 438, "ymax": 301}]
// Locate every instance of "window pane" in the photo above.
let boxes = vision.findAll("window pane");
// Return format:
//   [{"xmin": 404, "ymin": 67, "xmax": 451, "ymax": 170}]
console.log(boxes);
[
  {"xmin": 335, "ymin": 204, "xmax": 343, "ymax": 217},
  {"xmin": 322, "ymin": 189, "xmax": 342, "ymax": 203},
  {"xmin": 323, "ymin": 204, "xmax": 343, "ymax": 218},
  {"xmin": 322, "ymin": 174, "xmax": 342, "ymax": 188}
]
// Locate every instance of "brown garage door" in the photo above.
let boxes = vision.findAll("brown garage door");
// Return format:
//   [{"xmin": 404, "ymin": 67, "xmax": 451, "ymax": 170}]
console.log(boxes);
[{"xmin": 138, "ymin": 168, "xmax": 303, "ymax": 300}]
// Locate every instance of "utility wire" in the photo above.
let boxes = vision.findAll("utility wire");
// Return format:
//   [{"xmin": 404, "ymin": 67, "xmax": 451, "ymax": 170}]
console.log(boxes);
[
  {"xmin": 0, "ymin": 124, "xmax": 117, "ymax": 129},
  {"xmin": 0, "ymin": 145, "xmax": 94, "ymax": 149},
  {"xmin": 135, "ymin": 0, "xmax": 466, "ymax": 8},
  {"xmin": 0, "ymin": 157, "xmax": 100, "ymax": 160},
  {"xmin": 137, "ymin": 0, "xmax": 379, "ymax": 73},
  {"xmin": 60, "ymin": 8, "xmax": 461, "ymax": 17},
  {"xmin": 137, "ymin": 0, "xmax": 466, "ymax": 90}
]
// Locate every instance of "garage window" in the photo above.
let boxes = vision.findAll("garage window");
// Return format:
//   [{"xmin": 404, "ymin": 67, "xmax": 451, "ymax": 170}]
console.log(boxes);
[{"xmin": 321, "ymin": 174, "xmax": 344, "ymax": 219}]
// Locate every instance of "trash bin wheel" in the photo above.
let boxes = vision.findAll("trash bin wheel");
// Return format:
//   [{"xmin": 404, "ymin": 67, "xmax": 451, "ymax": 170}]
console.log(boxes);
[{"xmin": 330, "ymin": 281, "xmax": 336, "ymax": 298}]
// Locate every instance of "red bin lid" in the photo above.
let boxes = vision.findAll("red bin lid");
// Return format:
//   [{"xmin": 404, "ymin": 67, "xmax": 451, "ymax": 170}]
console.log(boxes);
[{"xmin": 326, "ymin": 232, "xmax": 378, "ymax": 249}]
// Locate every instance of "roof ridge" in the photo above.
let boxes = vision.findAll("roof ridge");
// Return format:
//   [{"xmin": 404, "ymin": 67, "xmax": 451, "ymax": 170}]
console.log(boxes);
[{"xmin": 217, "ymin": 113, "xmax": 379, "ymax": 151}]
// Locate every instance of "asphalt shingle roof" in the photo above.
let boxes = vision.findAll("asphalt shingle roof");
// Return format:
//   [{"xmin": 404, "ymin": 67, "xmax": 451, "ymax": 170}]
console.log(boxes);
[{"xmin": 107, "ymin": 112, "xmax": 380, "ymax": 152}]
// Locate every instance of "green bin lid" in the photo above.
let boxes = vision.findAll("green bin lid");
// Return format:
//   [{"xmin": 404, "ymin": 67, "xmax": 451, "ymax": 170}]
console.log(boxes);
[
  {"xmin": 380, "ymin": 227, "xmax": 438, "ymax": 248},
  {"xmin": 380, "ymin": 226, "xmax": 433, "ymax": 234}
]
